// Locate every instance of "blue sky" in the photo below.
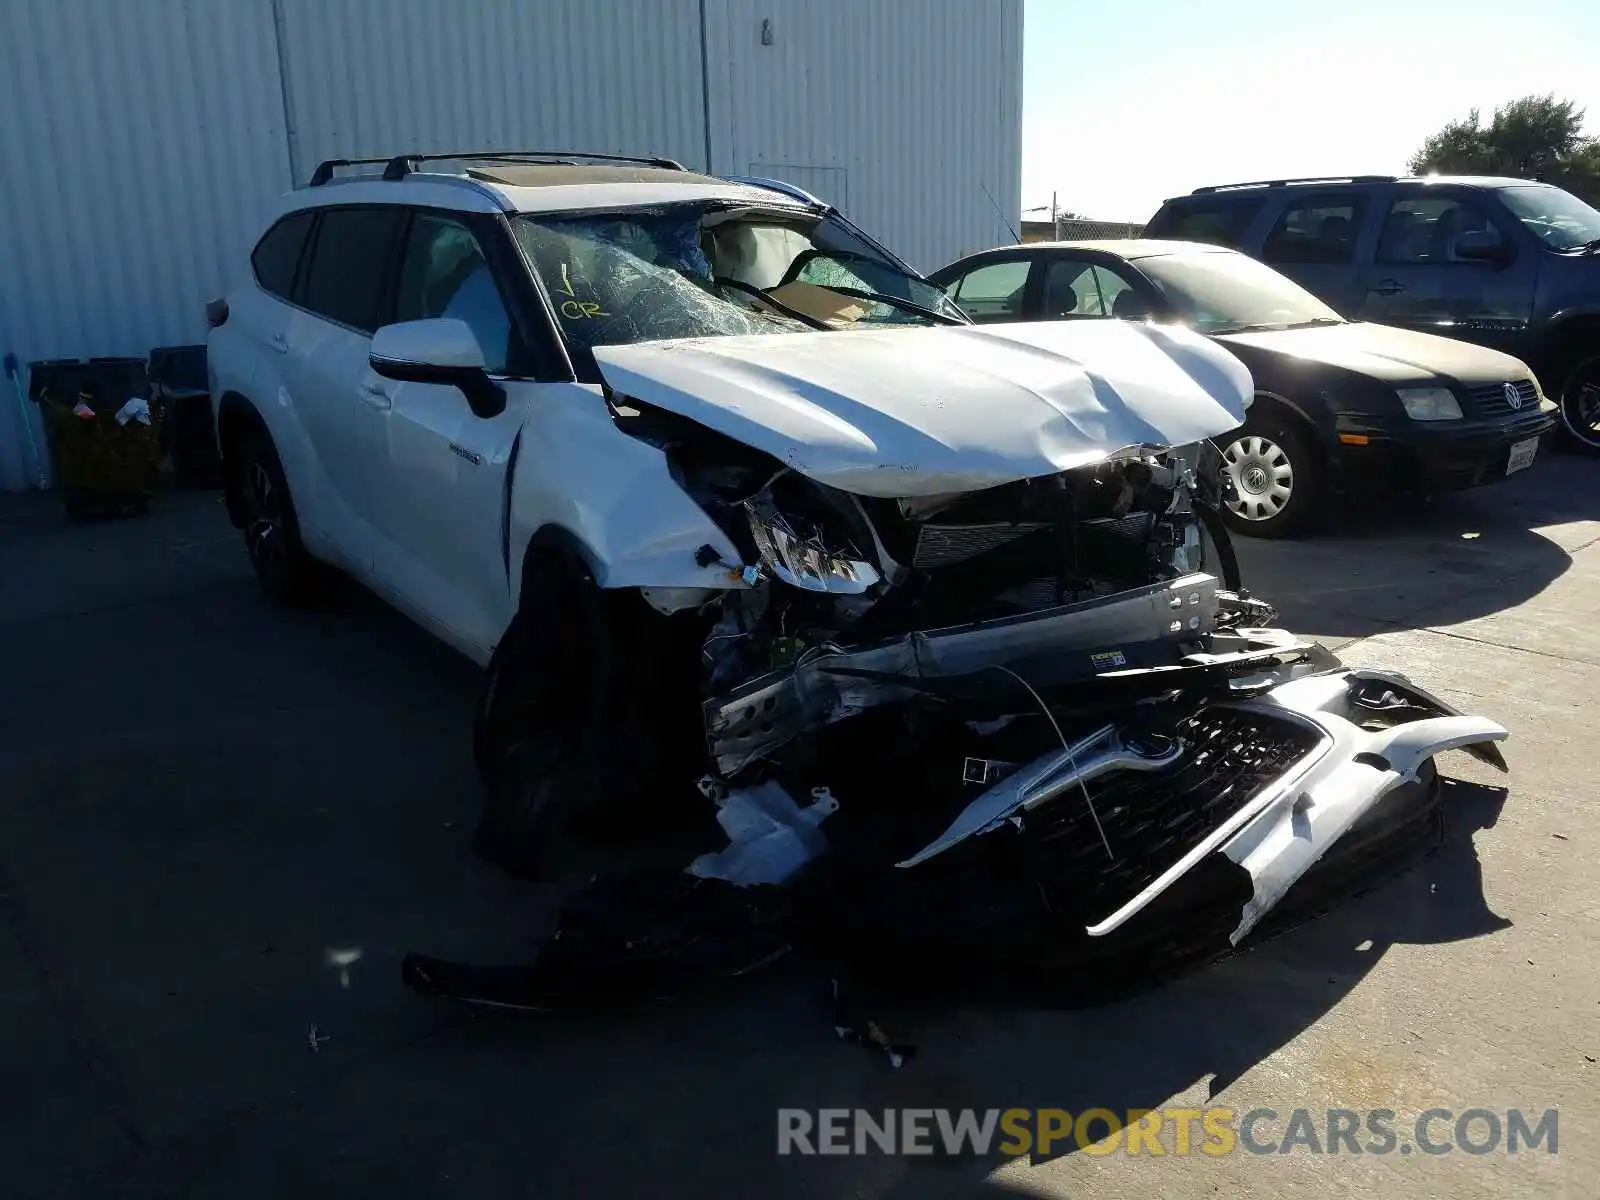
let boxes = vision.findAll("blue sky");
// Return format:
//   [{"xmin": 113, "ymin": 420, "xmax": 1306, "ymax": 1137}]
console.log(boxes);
[{"xmin": 1023, "ymin": 0, "xmax": 1600, "ymax": 221}]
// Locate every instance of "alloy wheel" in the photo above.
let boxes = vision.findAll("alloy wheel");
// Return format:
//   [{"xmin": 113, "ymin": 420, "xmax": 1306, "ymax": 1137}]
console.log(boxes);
[
  {"xmin": 1221, "ymin": 434, "xmax": 1295, "ymax": 522},
  {"xmin": 243, "ymin": 460, "xmax": 286, "ymax": 571},
  {"xmin": 1561, "ymin": 360, "xmax": 1600, "ymax": 450}
]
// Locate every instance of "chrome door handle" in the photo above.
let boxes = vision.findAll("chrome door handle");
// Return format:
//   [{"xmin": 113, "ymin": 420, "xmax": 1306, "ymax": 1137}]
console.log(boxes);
[
  {"xmin": 1369, "ymin": 279, "xmax": 1406, "ymax": 296},
  {"xmin": 268, "ymin": 333, "xmax": 289, "ymax": 353},
  {"xmin": 358, "ymin": 382, "xmax": 391, "ymax": 410}
]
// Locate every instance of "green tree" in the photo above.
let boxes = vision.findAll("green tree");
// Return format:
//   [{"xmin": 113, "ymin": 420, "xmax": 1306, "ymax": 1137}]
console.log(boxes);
[{"xmin": 1408, "ymin": 94, "xmax": 1600, "ymax": 204}]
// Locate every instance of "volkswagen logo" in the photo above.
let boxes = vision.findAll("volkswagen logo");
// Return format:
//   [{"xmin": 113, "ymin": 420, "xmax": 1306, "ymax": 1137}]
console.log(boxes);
[{"xmin": 1504, "ymin": 382, "xmax": 1524, "ymax": 410}]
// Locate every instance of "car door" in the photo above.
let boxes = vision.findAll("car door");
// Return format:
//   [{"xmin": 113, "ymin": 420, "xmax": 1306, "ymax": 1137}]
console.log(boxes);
[
  {"xmin": 1257, "ymin": 190, "xmax": 1370, "ymax": 315},
  {"xmin": 937, "ymin": 255, "xmax": 1037, "ymax": 323},
  {"xmin": 365, "ymin": 209, "xmax": 529, "ymax": 657},
  {"xmin": 1357, "ymin": 186, "xmax": 1538, "ymax": 355},
  {"xmin": 287, "ymin": 205, "xmax": 406, "ymax": 568}
]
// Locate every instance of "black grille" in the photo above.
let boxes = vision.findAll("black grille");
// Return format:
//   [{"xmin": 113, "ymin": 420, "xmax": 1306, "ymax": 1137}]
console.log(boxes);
[
  {"xmin": 912, "ymin": 522, "xmax": 1047, "ymax": 568},
  {"xmin": 1466, "ymin": 379, "xmax": 1538, "ymax": 418},
  {"xmin": 1024, "ymin": 708, "xmax": 1322, "ymax": 923}
]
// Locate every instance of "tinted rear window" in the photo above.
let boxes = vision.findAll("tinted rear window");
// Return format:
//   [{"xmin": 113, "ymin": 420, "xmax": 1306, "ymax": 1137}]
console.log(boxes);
[
  {"xmin": 1146, "ymin": 196, "xmax": 1267, "ymax": 248},
  {"xmin": 299, "ymin": 207, "xmax": 404, "ymax": 333},
  {"xmin": 250, "ymin": 211, "xmax": 316, "ymax": 301}
]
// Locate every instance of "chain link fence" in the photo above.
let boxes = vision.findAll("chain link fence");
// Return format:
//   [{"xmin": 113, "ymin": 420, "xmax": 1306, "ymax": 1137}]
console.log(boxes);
[{"xmin": 1020, "ymin": 219, "xmax": 1145, "ymax": 243}]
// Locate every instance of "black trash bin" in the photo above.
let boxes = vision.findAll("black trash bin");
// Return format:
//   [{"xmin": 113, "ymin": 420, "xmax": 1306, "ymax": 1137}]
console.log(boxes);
[
  {"xmin": 149, "ymin": 345, "xmax": 219, "ymax": 488},
  {"xmin": 32, "ymin": 357, "xmax": 164, "ymax": 519}
]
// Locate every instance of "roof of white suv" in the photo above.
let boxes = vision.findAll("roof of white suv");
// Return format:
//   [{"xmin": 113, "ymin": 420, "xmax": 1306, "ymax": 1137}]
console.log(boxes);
[{"xmin": 274, "ymin": 160, "xmax": 813, "ymax": 221}]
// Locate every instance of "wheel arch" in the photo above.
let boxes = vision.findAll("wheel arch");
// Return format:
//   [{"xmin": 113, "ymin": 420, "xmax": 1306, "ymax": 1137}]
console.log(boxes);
[
  {"xmin": 1246, "ymin": 388, "xmax": 1324, "ymax": 440},
  {"xmin": 514, "ymin": 524, "xmax": 605, "ymax": 611},
  {"xmin": 1541, "ymin": 310, "xmax": 1600, "ymax": 387}
]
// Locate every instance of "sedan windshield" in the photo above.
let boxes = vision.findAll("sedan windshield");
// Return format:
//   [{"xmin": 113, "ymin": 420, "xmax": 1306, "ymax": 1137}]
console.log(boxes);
[
  {"xmin": 1496, "ymin": 184, "xmax": 1600, "ymax": 251},
  {"xmin": 511, "ymin": 203, "xmax": 962, "ymax": 375},
  {"xmin": 1136, "ymin": 250, "xmax": 1344, "ymax": 334}
]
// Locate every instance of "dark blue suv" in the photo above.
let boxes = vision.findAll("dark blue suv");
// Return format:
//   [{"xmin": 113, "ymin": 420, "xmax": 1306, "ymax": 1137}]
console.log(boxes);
[{"xmin": 1145, "ymin": 175, "xmax": 1600, "ymax": 453}]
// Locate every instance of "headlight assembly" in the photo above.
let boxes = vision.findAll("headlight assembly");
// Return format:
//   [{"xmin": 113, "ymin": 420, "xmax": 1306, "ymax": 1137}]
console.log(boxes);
[
  {"xmin": 1396, "ymin": 386, "xmax": 1463, "ymax": 422},
  {"xmin": 744, "ymin": 501, "xmax": 881, "ymax": 594}
]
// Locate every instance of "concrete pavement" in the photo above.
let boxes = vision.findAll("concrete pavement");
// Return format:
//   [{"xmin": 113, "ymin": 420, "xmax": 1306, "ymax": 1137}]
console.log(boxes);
[{"xmin": 1, "ymin": 456, "xmax": 1596, "ymax": 1198}]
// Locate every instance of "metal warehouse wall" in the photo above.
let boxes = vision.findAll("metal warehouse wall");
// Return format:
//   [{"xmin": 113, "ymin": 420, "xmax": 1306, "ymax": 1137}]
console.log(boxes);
[
  {"xmin": 703, "ymin": 0, "xmax": 1022, "ymax": 272},
  {"xmin": 273, "ymin": 0, "xmax": 712, "ymax": 183},
  {"xmin": 0, "ymin": 0, "xmax": 293, "ymax": 492},
  {"xmin": 0, "ymin": 0, "xmax": 1021, "ymax": 491}
]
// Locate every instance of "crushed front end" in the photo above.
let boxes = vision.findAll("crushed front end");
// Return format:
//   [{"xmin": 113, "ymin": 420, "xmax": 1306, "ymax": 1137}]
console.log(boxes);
[{"xmin": 410, "ymin": 322, "xmax": 1509, "ymax": 1011}]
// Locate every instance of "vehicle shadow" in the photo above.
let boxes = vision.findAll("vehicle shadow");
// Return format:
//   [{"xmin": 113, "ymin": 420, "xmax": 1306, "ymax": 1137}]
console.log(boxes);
[
  {"xmin": 1231, "ymin": 454, "xmax": 1594, "ymax": 642},
  {"xmin": 834, "ymin": 776, "xmax": 1513, "ymax": 1197}
]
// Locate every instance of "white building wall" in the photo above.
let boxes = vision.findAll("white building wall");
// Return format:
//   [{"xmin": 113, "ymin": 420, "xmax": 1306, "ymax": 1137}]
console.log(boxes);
[
  {"xmin": 273, "ymin": 0, "xmax": 712, "ymax": 182},
  {"xmin": 0, "ymin": 0, "xmax": 1022, "ymax": 491},
  {"xmin": 704, "ymin": 0, "xmax": 1023, "ymax": 271}
]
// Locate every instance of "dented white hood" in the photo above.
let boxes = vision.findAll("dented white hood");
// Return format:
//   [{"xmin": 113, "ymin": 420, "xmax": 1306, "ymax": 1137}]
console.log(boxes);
[{"xmin": 594, "ymin": 319, "xmax": 1252, "ymax": 497}]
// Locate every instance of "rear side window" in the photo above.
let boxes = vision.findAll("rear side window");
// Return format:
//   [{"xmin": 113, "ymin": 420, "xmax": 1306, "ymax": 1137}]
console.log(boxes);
[
  {"xmin": 299, "ymin": 207, "xmax": 404, "ymax": 333},
  {"xmin": 1146, "ymin": 197, "xmax": 1266, "ymax": 248},
  {"xmin": 250, "ymin": 212, "xmax": 316, "ymax": 301},
  {"xmin": 1262, "ymin": 195, "xmax": 1368, "ymax": 264}
]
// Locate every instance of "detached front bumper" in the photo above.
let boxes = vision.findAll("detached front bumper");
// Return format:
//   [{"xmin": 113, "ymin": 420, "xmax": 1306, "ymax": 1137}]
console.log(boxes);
[
  {"xmin": 403, "ymin": 664, "xmax": 1508, "ymax": 1012},
  {"xmin": 1330, "ymin": 402, "xmax": 1557, "ymax": 493},
  {"xmin": 896, "ymin": 666, "xmax": 1508, "ymax": 948}
]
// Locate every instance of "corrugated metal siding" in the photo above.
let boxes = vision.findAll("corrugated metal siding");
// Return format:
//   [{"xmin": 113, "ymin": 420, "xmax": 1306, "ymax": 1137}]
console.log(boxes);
[
  {"xmin": 0, "ymin": 0, "xmax": 291, "ymax": 490},
  {"xmin": 704, "ymin": 0, "xmax": 1022, "ymax": 271},
  {"xmin": 0, "ymin": 0, "xmax": 1020, "ymax": 490},
  {"xmin": 274, "ymin": 0, "xmax": 711, "ymax": 183}
]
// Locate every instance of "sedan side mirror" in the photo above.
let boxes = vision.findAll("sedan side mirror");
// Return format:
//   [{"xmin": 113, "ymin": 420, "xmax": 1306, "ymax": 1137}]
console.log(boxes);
[
  {"xmin": 1453, "ymin": 229, "xmax": 1513, "ymax": 266},
  {"xmin": 369, "ymin": 318, "xmax": 506, "ymax": 419}
]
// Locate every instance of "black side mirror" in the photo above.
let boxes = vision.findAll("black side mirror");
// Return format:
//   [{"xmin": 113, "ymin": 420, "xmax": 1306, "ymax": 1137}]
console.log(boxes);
[
  {"xmin": 369, "ymin": 318, "xmax": 506, "ymax": 419},
  {"xmin": 1454, "ymin": 229, "xmax": 1513, "ymax": 266}
]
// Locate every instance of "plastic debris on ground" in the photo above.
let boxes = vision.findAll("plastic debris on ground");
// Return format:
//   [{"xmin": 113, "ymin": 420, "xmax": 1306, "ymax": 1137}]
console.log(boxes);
[{"xmin": 688, "ymin": 781, "xmax": 838, "ymax": 886}]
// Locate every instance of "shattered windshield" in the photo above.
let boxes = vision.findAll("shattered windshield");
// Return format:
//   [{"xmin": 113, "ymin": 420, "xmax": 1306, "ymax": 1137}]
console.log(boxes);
[
  {"xmin": 511, "ymin": 203, "xmax": 962, "ymax": 377},
  {"xmin": 1496, "ymin": 184, "xmax": 1600, "ymax": 251}
]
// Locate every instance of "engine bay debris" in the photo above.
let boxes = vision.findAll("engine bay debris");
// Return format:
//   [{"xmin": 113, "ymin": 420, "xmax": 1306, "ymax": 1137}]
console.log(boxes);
[{"xmin": 418, "ymin": 420, "xmax": 1510, "ymax": 1026}]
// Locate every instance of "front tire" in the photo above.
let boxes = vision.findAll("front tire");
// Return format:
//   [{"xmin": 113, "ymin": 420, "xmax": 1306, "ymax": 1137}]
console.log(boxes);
[
  {"xmin": 1557, "ymin": 353, "xmax": 1600, "ymax": 455},
  {"xmin": 1217, "ymin": 412, "xmax": 1322, "ymax": 538},
  {"xmin": 472, "ymin": 558, "xmax": 615, "ymax": 879}
]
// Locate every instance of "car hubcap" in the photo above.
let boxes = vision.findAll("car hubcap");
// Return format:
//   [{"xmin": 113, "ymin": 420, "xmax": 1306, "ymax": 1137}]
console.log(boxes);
[
  {"xmin": 244, "ymin": 461, "xmax": 284, "ymax": 565},
  {"xmin": 1222, "ymin": 435, "xmax": 1294, "ymax": 521}
]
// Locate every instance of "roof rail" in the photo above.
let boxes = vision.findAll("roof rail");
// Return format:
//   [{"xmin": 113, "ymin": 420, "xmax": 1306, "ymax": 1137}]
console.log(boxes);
[
  {"xmin": 723, "ymin": 175, "xmax": 826, "ymax": 206},
  {"xmin": 307, "ymin": 149, "xmax": 688, "ymax": 187},
  {"xmin": 1191, "ymin": 175, "xmax": 1397, "ymax": 194}
]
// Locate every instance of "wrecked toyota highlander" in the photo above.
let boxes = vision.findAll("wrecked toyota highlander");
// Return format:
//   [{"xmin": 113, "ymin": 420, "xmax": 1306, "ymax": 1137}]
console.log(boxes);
[{"xmin": 203, "ymin": 153, "xmax": 1507, "ymax": 1004}]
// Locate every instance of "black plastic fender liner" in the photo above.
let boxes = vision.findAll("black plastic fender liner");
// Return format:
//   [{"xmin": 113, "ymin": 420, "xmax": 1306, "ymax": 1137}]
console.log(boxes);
[{"xmin": 1196, "ymin": 501, "xmax": 1242, "ymax": 592}]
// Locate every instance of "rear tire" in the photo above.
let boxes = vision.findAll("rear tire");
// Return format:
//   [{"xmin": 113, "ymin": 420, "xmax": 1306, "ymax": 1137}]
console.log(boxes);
[
  {"xmin": 1217, "ymin": 410, "xmax": 1322, "ymax": 538},
  {"xmin": 1557, "ymin": 353, "xmax": 1600, "ymax": 456},
  {"xmin": 233, "ymin": 429, "xmax": 341, "ymax": 606}
]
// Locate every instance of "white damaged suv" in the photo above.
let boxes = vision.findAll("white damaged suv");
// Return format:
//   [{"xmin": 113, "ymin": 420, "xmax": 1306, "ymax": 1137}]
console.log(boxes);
[{"xmin": 208, "ymin": 151, "xmax": 1285, "ymax": 875}]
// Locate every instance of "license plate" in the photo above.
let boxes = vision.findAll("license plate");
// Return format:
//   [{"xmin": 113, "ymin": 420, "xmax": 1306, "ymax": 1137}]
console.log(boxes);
[{"xmin": 1506, "ymin": 437, "xmax": 1539, "ymax": 475}]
